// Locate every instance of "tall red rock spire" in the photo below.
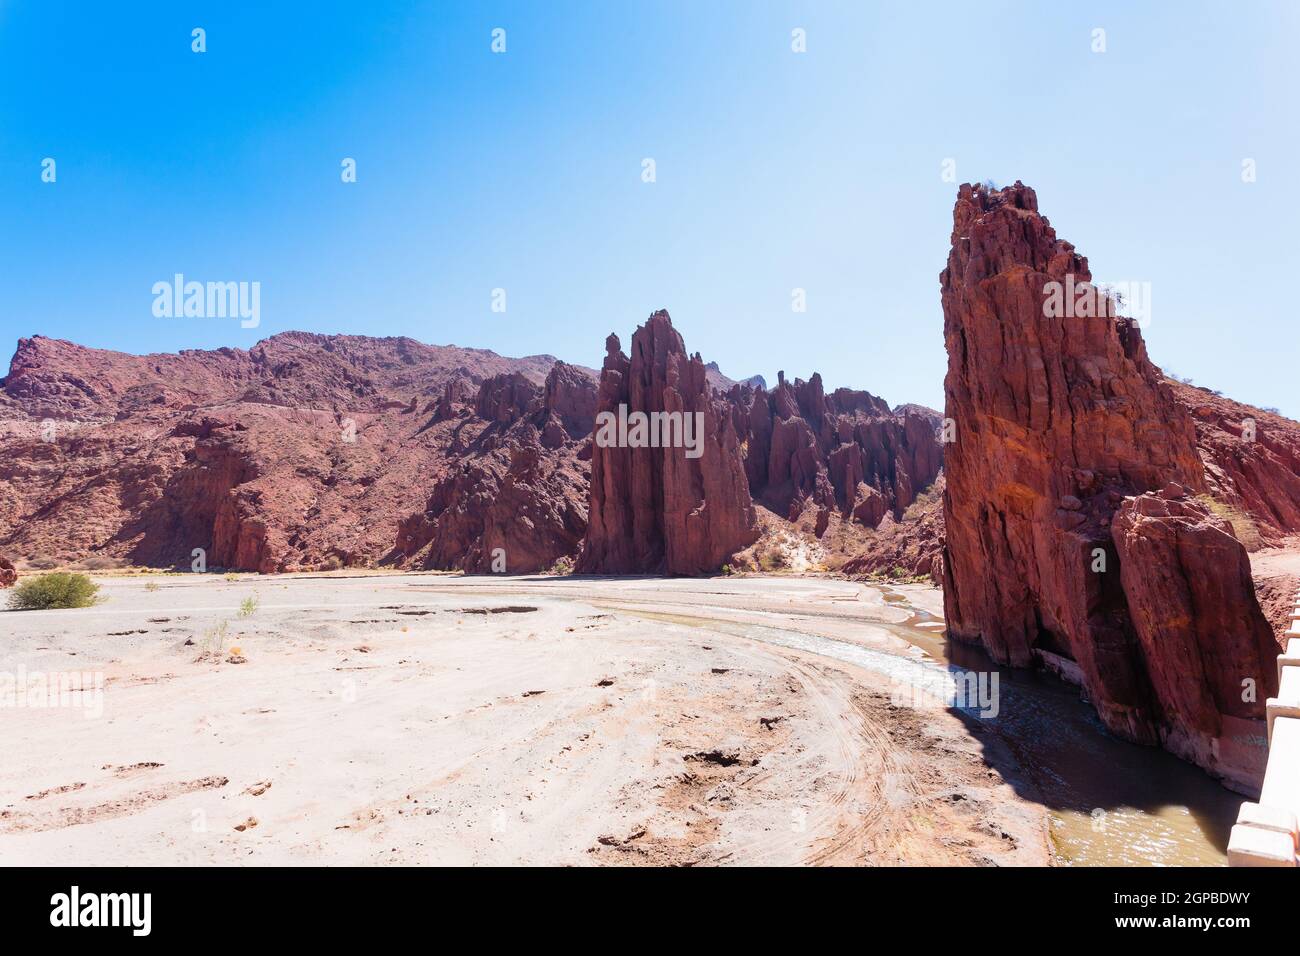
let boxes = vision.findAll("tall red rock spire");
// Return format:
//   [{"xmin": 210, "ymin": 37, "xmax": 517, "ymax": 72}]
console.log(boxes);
[
  {"xmin": 577, "ymin": 310, "xmax": 758, "ymax": 574},
  {"xmin": 940, "ymin": 181, "xmax": 1277, "ymax": 791}
]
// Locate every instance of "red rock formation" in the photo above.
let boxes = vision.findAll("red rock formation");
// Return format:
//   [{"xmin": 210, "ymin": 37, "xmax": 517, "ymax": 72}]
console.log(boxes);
[
  {"xmin": 397, "ymin": 434, "xmax": 588, "ymax": 574},
  {"xmin": 841, "ymin": 476, "xmax": 946, "ymax": 582},
  {"xmin": 0, "ymin": 334, "xmax": 595, "ymax": 574},
  {"xmin": 730, "ymin": 372, "xmax": 942, "ymax": 535},
  {"xmin": 1111, "ymin": 489, "xmax": 1279, "ymax": 773},
  {"xmin": 578, "ymin": 311, "xmax": 759, "ymax": 574},
  {"xmin": 541, "ymin": 360, "xmax": 598, "ymax": 441},
  {"xmin": 1168, "ymin": 380, "xmax": 1300, "ymax": 545},
  {"xmin": 939, "ymin": 181, "xmax": 1276, "ymax": 790},
  {"xmin": 0, "ymin": 552, "xmax": 15, "ymax": 588},
  {"xmin": 475, "ymin": 373, "xmax": 541, "ymax": 424},
  {"xmin": 395, "ymin": 368, "xmax": 594, "ymax": 574}
]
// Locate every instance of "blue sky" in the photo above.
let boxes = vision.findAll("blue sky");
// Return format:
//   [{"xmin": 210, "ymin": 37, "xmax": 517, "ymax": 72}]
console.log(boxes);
[{"xmin": 2, "ymin": 1, "xmax": 1297, "ymax": 415}]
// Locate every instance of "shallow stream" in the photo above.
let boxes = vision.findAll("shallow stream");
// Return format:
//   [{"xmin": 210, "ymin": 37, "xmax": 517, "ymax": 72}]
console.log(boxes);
[{"xmin": 616, "ymin": 588, "xmax": 1239, "ymax": 866}]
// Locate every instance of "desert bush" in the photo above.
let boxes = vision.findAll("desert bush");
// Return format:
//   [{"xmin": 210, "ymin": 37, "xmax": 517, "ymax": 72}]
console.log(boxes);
[
  {"xmin": 546, "ymin": 555, "xmax": 575, "ymax": 576},
  {"xmin": 319, "ymin": 555, "xmax": 343, "ymax": 571},
  {"xmin": 758, "ymin": 548, "xmax": 789, "ymax": 572},
  {"xmin": 8, "ymin": 572, "xmax": 101, "ymax": 610},
  {"xmin": 239, "ymin": 594, "xmax": 260, "ymax": 617}
]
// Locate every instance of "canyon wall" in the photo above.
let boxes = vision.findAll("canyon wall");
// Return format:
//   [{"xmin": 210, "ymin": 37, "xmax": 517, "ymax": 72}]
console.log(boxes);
[
  {"xmin": 939, "ymin": 181, "xmax": 1277, "ymax": 790},
  {"xmin": 730, "ymin": 373, "xmax": 942, "ymax": 533},
  {"xmin": 1168, "ymin": 379, "xmax": 1300, "ymax": 546},
  {"xmin": 394, "ymin": 363, "xmax": 594, "ymax": 573},
  {"xmin": 0, "ymin": 322, "xmax": 942, "ymax": 579},
  {"xmin": 0, "ymin": 334, "xmax": 594, "ymax": 574}
]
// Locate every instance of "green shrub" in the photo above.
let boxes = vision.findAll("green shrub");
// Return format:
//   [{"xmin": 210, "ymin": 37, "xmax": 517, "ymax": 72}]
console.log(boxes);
[
  {"xmin": 8, "ymin": 572, "xmax": 101, "ymax": 610},
  {"xmin": 546, "ymin": 555, "xmax": 575, "ymax": 576}
]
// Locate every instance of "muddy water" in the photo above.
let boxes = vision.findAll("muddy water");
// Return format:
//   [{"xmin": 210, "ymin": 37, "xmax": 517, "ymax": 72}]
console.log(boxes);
[
  {"xmin": 878, "ymin": 589, "xmax": 1239, "ymax": 866},
  {"xmin": 616, "ymin": 593, "xmax": 1239, "ymax": 866}
]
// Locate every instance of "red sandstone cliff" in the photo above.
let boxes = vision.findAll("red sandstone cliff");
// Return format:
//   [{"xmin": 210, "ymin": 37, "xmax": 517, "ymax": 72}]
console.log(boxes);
[
  {"xmin": 0, "ymin": 334, "xmax": 594, "ymax": 574},
  {"xmin": 940, "ymin": 181, "xmax": 1277, "ymax": 791},
  {"xmin": 730, "ymin": 373, "xmax": 942, "ymax": 535},
  {"xmin": 1168, "ymin": 379, "xmax": 1300, "ymax": 546},
  {"xmin": 393, "ymin": 364, "xmax": 593, "ymax": 573},
  {"xmin": 0, "ymin": 324, "xmax": 940, "ymax": 579},
  {"xmin": 577, "ymin": 311, "xmax": 759, "ymax": 574}
]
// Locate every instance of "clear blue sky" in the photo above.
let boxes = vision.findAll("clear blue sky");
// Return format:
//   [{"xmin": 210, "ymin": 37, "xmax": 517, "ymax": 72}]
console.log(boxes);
[{"xmin": 2, "ymin": 1, "xmax": 1297, "ymax": 416}]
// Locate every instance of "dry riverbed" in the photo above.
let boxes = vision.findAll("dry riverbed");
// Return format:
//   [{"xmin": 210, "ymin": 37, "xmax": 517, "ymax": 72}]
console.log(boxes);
[{"xmin": 0, "ymin": 573, "xmax": 1047, "ymax": 866}]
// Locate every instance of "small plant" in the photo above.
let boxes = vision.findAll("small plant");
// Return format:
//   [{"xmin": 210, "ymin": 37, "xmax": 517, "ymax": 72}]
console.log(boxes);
[
  {"xmin": 144, "ymin": 581, "xmax": 160, "ymax": 592},
  {"xmin": 8, "ymin": 572, "xmax": 101, "ymax": 610},
  {"xmin": 201, "ymin": 621, "xmax": 230, "ymax": 658},
  {"xmin": 721, "ymin": 564, "xmax": 734, "ymax": 576},
  {"xmin": 223, "ymin": 572, "xmax": 240, "ymax": 582},
  {"xmin": 546, "ymin": 555, "xmax": 575, "ymax": 576},
  {"xmin": 239, "ymin": 594, "xmax": 260, "ymax": 618}
]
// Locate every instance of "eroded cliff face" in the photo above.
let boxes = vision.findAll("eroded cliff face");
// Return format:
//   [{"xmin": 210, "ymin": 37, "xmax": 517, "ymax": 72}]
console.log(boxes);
[
  {"xmin": 0, "ymin": 553, "xmax": 15, "ymax": 587},
  {"xmin": 940, "ymin": 181, "xmax": 1276, "ymax": 790},
  {"xmin": 394, "ymin": 367, "xmax": 593, "ymax": 574},
  {"xmin": 730, "ymin": 373, "xmax": 942, "ymax": 534},
  {"xmin": 577, "ymin": 311, "xmax": 759, "ymax": 574},
  {"xmin": 1169, "ymin": 380, "xmax": 1300, "ymax": 545},
  {"xmin": 0, "ymin": 334, "xmax": 595, "ymax": 574}
]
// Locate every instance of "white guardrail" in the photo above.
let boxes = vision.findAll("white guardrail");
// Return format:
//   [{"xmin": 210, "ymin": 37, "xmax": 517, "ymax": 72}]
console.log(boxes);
[{"xmin": 1228, "ymin": 586, "xmax": 1300, "ymax": 866}]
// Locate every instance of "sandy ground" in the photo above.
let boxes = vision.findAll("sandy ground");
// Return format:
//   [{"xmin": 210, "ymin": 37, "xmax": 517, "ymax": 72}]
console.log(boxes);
[
  {"xmin": 0, "ymin": 573, "xmax": 1047, "ymax": 866},
  {"xmin": 1248, "ymin": 539, "xmax": 1300, "ymax": 637},
  {"xmin": 1252, "ymin": 540, "xmax": 1300, "ymax": 579}
]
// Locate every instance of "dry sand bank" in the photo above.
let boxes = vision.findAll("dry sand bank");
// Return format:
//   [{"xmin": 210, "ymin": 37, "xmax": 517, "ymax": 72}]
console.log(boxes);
[{"xmin": 0, "ymin": 573, "xmax": 1047, "ymax": 866}]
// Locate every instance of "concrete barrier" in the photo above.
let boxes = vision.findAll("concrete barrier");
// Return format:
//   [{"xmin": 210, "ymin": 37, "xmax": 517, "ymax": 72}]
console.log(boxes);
[{"xmin": 1230, "ymin": 589, "xmax": 1300, "ymax": 866}]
